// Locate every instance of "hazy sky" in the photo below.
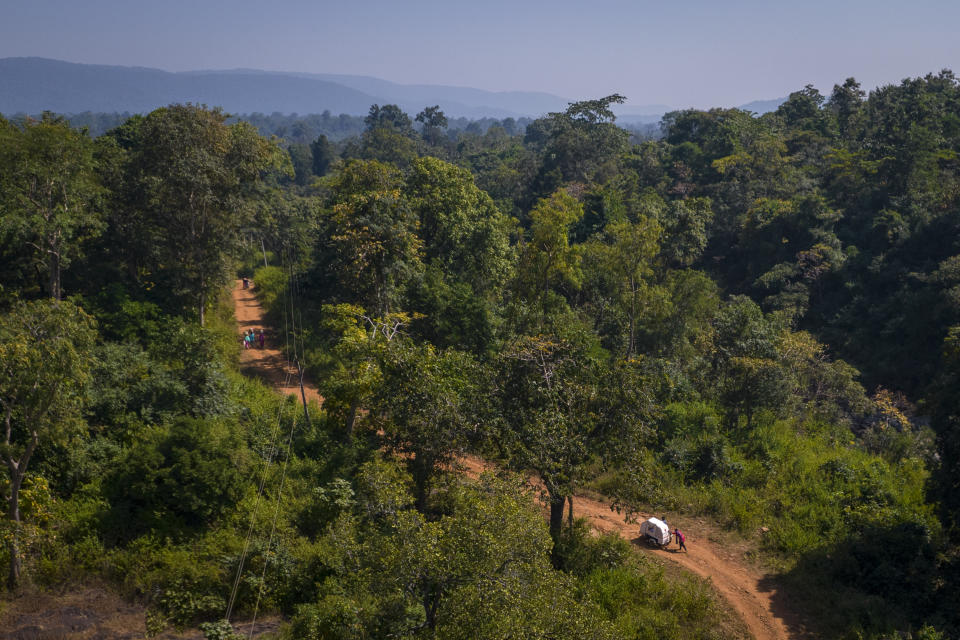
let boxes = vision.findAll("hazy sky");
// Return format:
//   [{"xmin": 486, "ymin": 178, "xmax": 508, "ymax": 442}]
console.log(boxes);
[{"xmin": 2, "ymin": 0, "xmax": 957, "ymax": 108}]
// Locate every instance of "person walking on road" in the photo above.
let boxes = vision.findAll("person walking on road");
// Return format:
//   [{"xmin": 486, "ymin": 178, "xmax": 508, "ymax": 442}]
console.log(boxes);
[
  {"xmin": 674, "ymin": 528, "xmax": 687, "ymax": 552},
  {"xmin": 258, "ymin": 329, "xmax": 265, "ymax": 349}
]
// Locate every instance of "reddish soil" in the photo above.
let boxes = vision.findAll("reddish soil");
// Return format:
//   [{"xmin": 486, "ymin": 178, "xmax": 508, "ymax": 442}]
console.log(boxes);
[
  {"xmin": 457, "ymin": 457, "xmax": 801, "ymax": 640},
  {"xmin": 563, "ymin": 497, "xmax": 793, "ymax": 640},
  {"xmin": 0, "ymin": 586, "xmax": 280, "ymax": 640},
  {"xmin": 233, "ymin": 280, "xmax": 803, "ymax": 640}
]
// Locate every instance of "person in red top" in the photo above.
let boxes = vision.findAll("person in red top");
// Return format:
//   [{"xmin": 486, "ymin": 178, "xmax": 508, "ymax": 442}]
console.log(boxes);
[{"xmin": 674, "ymin": 528, "xmax": 687, "ymax": 552}]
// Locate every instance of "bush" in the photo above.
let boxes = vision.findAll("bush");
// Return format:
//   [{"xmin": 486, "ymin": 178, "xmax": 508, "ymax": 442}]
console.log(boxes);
[
  {"xmin": 103, "ymin": 417, "xmax": 248, "ymax": 542},
  {"xmin": 583, "ymin": 558, "xmax": 733, "ymax": 640},
  {"xmin": 108, "ymin": 531, "xmax": 243, "ymax": 630},
  {"xmin": 553, "ymin": 518, "xmax": 631, "ymax": 576},
  {"xmin": 252, "ymin": 265, "xmax": 287, "ymax": 319}
]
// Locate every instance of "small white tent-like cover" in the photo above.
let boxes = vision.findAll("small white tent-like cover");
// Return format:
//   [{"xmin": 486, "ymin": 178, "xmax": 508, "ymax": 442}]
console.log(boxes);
[{"xmin": 641, "ymin": 517, "xmax": 671, "ymax": 545}]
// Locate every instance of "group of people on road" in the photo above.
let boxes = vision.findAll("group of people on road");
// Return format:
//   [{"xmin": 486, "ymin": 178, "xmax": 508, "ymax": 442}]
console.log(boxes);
[{"xmin": 242, "ymin": 328, "xmax": 265, "ymax": 350}]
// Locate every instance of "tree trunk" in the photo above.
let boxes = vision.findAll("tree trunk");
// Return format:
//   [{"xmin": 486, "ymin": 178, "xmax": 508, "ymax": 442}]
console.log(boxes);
[
  {"xmin": 199, "ymin": 289, "xmax": 206, "ymax": 327},
  {"xmin": 7, "ymin": 469, "xmax": 24, "ymax": 590},
  {"xmin": 411, "ymin": 454, "xmax": 430, "ymax": 512},
  {"xmin": 346, "ymin": 403, "xmax": 360, "ymax": 437},
  {"xmin": 49, "ymin": 251, "xmax": 61, "ymax": 301},
  {"xmin": 548, "ymin": 490, "xmax": 567, "ymax": 568},
  {"xmin": 548, "ymin": 492, "xmax": 566, "ymax": 543},
  {"xmin": 627, "ymin": 281, "xmax": 636, "ymax": 360},
  {"xmin": 5, "ymin": 431, "xmax": 37, "ymax": 591},
  {"xmin": 423, "ymin": 583, "xmax": 439, "ymax": 630},
  {"xmin": 567, "ymin": 496, "xmax": 574, "ymax": 526}
]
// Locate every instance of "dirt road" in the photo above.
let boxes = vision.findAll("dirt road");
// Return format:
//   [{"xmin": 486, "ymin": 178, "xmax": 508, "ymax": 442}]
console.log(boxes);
[
  {"xmin": 233, "ymin": 280, "xmax": 801, "ymax": 640},
  {"xmin": 233, "ymin": 280, "xmax": 322, "ymax": 406}
]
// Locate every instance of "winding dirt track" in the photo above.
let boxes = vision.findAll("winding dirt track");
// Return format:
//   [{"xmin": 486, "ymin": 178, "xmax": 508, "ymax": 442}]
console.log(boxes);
[{"xmin": 232, "ymin": 280, "xmax": 802, "ymax": 640}]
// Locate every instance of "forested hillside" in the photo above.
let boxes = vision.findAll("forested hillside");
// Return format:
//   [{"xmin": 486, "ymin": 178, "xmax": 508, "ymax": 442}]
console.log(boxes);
[{"xmin": 1, "ymin": 71, "xmax": 959, "ymax": 639}]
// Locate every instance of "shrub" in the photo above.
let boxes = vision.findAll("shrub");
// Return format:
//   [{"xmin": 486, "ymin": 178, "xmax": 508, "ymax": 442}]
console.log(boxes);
[
  {"xmin": 103, "ymin": 417, "xmax": 247, "ymax": 542},
  {"xmin": 553, "ymin": 518, "xmax": 631, "ymax": 576},
  {"xmin": 252, "ymin": 265, "xmax": 287, "ymax": 318}
]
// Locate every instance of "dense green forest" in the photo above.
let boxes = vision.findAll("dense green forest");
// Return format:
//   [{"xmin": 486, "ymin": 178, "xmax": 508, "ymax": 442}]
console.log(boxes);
[{"xmin": 1, "ymin": 71, "xmax": 959, "ymax": 639}]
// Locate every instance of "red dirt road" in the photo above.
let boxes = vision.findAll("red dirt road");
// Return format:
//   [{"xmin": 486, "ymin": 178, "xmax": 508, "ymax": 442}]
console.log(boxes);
[
  {"xmin": 233, "ymin": 280, "xmax": 322, "ymax": 407},
  {"xmin": 234, "ymin": 281, "xmax": 801, "ymax": 640}
]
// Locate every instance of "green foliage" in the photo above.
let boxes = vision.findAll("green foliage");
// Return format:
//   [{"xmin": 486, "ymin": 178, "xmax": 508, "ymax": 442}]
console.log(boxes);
[
  {"xmin": 5, "ymin": 72, "xmax": 960, "ymax": 638},
  {"xmin": 107, "ymin": 532, "xmax": 239, "ymax": 629},
  {"xmin": 493, "ymin": 322, "xmax": 617, "ymax": 543},
  {"xmin": 373, "ymin": 341, "xmax": 481, "ymax": 508},
  {"xmin": 291, "ymin": 470, "xmax": 619, "ymax": 639},
  {"xmin": 583, "ymin": 213, "xmax": 662, "ymax": 358},
  {"xmin": 629, "ymin": 409, "xmax": 941, "ymax": 635},
  {"xmin": 0, "ymin": 299, "xmax": 97, "ymax": 586},
  {"xmin": 514, "ymin": 189, "xmax": 584, "ymax": 321},
  {"xmin": 403, "ymin": 156, "xmax": 513, "ymax": 352},
  {"xmin": 103, "ymin": 417, "xmax": 247, "ymax": 541},
  {"xmin": 552, "ymin": 519, "xmax": 631, "ymax": 576},
  {"xmin": 314, "ymin": 159, "xmax": 423, "ymax": 315},
  {"xmin": 310, "ymin": 134, "xmax": 337, "ymax": 177},
  {"xmin": 199, "ymin": 619, "xmax": 244, "ymax": 640},
  {"xmin": 406, "ymin": 156, "xmax": 513, "ymax": 293},
  {"xmin": 0, "ymin": 113, "xmax": 103, "ymax": 299},
  {"xmin": 251, "ymin": 265, "xmax": 287, "ymax": 318},
  {"xmin": 525, "ymin": 94, "xmax": 629, "ymax": 189},
  {"xmin": 287, "ymin": 143, "xmax": 314, "ymax": 186},
  {"xmin": 416, "ymin": 105, "xmax": 449, "ymax": 149},
  {"xmin": 0, "ymin": 299, "xmax": 97, "ymax": 450},
  {"xmin": 584, "ymin": 560, "xmax": 737, "ymax": 640},
  {"xmin": 121, "ymin": 104, "xmax": 280, "ymax": 324}
]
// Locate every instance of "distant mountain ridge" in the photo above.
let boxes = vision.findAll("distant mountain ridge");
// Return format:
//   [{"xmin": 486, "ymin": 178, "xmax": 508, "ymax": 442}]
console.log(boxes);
[
  {"xmin": 201, "ymin": 68, "xmax": 574, "ymax": 117},
  {"xmin": 0, "ymin": 58, "xmax": 574, "ymax": 119},
  {"xmin": 0, "ymin": 57, "xmax": 786, "ymax": 121}
]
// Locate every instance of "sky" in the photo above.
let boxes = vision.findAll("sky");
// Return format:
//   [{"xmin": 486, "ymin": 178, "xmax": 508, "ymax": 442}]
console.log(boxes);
[{"xmin": 1, "ymin": 0, "xmax": 958, "ymax": 109}]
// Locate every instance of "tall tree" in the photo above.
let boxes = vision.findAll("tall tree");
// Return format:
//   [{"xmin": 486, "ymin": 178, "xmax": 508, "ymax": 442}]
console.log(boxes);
[
  {"xmin": 600, "ymin": 216, "xmax": 662, "ymax": 359},
  {"xmin": 0, "ymin": 113, "xmax": 102, "ymax": 300},
  {"xmin": 525, "ymin": 94, "xmax": 629, "ymax": 190},
  {"xmin": 406, "ymin": 157, "xmax": 512, "ymax": 292},
  {"xmin": 310, "ymin": 134, "xmax": 337, "ymax": 177},
  {"xmin": 930, "ymin": 326, "xmax": 960, "ymax": 537},
  {"xmin": 287, "ymin": 143, "xmax": 314, "ymax": 186},
  {"xmin": 416, "ymin": 105, "xmax": 449, "ymax": 149},
  {"xmin": 365, "ymin": 104, "xmax": 414, "ymax": 135},
  {"xmin": 374, "ymin": 341, "xmax": 480, "ymax": 509},
  {"xmin": 127, "ymin": 105, "xmax": 278, "ymax": 324},
  {"xmin": 495, "ymin": 332, "xmax": 594, "ymax": 546},
  {"xmin": 827, "ymin": 77, "xmax": 866, "ymax": 141},
  {"xmin": 316, "ymin": 160, "xmax": 423, "ymax": 315},
  {"xmin": 405, "ymin": 157, "xmax": 513, "ymax": 351},
  {"xmin": 710, "ymin": 296, "xmax": 789, "ymax": 429},
  {"xmin": 0, "ymin": 300, "xmax": 95, "ymax": 588},
  {"xmin": 514, "ymin": 189, "xmax": 584, "ymax": 319}
]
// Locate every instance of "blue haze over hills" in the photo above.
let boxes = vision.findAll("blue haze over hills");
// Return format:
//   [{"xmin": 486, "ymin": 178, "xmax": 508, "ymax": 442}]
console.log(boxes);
[{"xmin": 0, "ymin": 58, "xmax": 786, "ymax": 122}]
